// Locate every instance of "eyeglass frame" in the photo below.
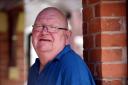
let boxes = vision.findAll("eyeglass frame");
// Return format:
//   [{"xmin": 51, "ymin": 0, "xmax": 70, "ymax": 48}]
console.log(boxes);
[{"xmin": 32, "ymin": 24, "xmax": 68, "ymax": 33}]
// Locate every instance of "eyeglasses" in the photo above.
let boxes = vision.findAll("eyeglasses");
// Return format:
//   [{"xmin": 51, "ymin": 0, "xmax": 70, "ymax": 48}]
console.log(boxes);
[{"xmin": 32, "ymin": 24, "xmax": 68, "ymax": 33}]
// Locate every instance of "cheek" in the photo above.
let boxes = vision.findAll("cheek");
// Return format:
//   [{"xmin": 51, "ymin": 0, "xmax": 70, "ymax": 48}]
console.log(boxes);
[
  {"xmin": 53, "ymin": 34, "xmax": 66, "ymax": 45},
  {"xmin": 32, "ymin": 33, "xmax": 39, "ymax": 47}
]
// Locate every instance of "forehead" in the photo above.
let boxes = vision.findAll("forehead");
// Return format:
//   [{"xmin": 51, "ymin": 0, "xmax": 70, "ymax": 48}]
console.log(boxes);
[
  {"xmin": 34, "ymin": 8, "xmax": 68, "ymax": 28},
  {"xmin": 36, "ymin": 13, "xmax": 60, "ymax": 22},
  {"xmin": 40, "ymin": 11, "xmax": 58, "ymax": 18},
  {"xmin": 36, "ymin": 12, "xmax": 64, "ymax": 25},
  {"xmin": 37, "ymin": 9, "xmax": 64, "ymax": 20}
]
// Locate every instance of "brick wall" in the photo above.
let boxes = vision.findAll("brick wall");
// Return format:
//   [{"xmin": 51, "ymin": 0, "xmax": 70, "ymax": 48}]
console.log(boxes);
[
  {"xmin": 0, "ymin": 12, "xmax": 27, "ymax": 85},
  {"xmin": 83, "ymin": 0, "xmax": 127, "ymax": 85},
  {"xmin": 0, "ymin": 33, "xmax": 26, "ymax": 85}
]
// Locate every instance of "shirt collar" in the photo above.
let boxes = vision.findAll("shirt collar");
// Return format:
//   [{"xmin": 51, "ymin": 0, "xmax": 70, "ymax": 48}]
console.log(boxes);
[
  {"xmin": 55, "ymin": 44, "xmax": 71, "ymax": 60},
  {"xmin": 34, "ymin": 44, "xmax": 71, "ymax": 65}
]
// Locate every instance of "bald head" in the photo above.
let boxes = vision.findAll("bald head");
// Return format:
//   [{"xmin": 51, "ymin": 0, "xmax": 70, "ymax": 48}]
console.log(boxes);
[{"xmin": 34, "ymin": 7, "xmax": 68, "ymax": 29}]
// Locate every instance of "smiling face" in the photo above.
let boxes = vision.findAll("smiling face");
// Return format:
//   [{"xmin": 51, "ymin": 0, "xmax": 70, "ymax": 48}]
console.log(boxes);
[{"xmin": 32, "ymin": 7, "xmax": 71, "ymax": 57}]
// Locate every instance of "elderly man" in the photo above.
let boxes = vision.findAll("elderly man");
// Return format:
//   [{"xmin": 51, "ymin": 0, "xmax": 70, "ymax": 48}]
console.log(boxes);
[{"xmin": 27, "ymin": 7, "xmax": 95, "ymax": 85}]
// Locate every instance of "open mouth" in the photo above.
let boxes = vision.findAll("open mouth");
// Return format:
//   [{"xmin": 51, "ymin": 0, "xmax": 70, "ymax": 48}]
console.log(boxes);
[{"xmin": 39, "ymin": 38, "xmax": 52, "ymax": 42}]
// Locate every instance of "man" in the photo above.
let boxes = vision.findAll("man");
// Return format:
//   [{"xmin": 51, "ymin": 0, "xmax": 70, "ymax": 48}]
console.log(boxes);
[{"xmin": 27, "ymin": 7, "xmax": 95, "ymax": 85}]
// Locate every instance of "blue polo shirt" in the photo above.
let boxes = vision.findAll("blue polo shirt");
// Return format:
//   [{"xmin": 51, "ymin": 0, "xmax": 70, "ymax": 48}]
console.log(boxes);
[{"xmin": 27, "ymin": 45, "xmax": 95, "ymax": 85}]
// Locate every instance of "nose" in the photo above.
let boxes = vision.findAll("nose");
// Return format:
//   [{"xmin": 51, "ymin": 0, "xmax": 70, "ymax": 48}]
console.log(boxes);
[
  {"xmin": 42, "ymin": 25, "xmax": 48, "ymax": 31},
  {"xmin": 40, "ymin": 26, "xmax": 49, "ymax": 34}
]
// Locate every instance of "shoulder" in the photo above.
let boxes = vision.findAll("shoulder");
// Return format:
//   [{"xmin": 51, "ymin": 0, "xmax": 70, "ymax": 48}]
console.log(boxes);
[
  {"xmin": 59, "ymin": 50, "xmax": 96, "ymax": 85},
  {"xmin": 60, "ymin": 49, "xmax": 84, "ymax": 65},
  {"xmin": 60, "ymin": 49, "xmax": 89, "ymax": 74}
]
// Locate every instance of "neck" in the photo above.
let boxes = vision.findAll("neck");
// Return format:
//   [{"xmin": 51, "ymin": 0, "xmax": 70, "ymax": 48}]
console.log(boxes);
[
  {"xmin": 38, "ymin": 52, "xmax": 56, "ymax": 72},
  {"xmin": 39, "ymin": 52, "xmax": 56, "ymax": 66},
  {"xmin": 37, "ymin": 46, "xmax": 66, "ymax": 71}
]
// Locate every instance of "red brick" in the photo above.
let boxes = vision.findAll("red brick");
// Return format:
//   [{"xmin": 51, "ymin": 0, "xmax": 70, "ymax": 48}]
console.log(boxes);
[
  {"xmin": 88, "ymin": 18, "xmax": 101, "ymax": 33},
  {"xmin": 84, "ymin": 35, "xmax": 94, "ymax": 49},
  {"xmin": 0, "ymin": 64, "xmax": 8, "ymax": 70},
  {"xmin": 101, "ymin": 18, "xmax": 122, "ymax": 31},
  {"xmin": 112, "ymin": 80, "xmax": 123, "ymax": 85},
  {"xmin": 89, "ymin": 49, "xmax": 101, "ymax": 62},
  {"xmin": 83, "ymin": 0, "xmax": 127, "ymax": 85},
  {"xmin": 0, "ymin": 42, "xmax": 8, "ymax": 53},
  {"xmin": 1, "ymin": 80, "xmax": 24, "ymax": 85},
  {"xmin": 87, "ymin": 63, "xmax": 95, "ymax": 74},
  {"xmin": 83, "ymin": 0, "xmax": 99, "ymax": 5},
  {"xmin": 83, "ymin": 50, "xmax": 89, "ymax": 61},
  {"xmin": 82, "ymin": 0, "xmax": 87, "ymax": 6},
  {"xmin": 0, "ymin": 32, "xmax": 8, "ymax": 41},
  {"xmin": 0, "ymin": 68, "xmax": 8, "ymax": 78},
  {"xmin": 0, "ymin": 58, "xmax": 8, "ymax": 66},
  {"xmin": 102, "ymin": 0, "xmax": 123, "ymax": 2},
  {"xmin": 16, "ymin": 33, "xmax": 24, "ymax": 47},
  {"xmin": 88, "ymin": 18, "xmax": 122, "ymax": 33},
  {"xmin": 89, "ymin": 49, "xmax": 122, "ymax": 62},
  {"xmin": 16, "ymin": 48, "xmax": 24, "ymax": 58},
  {"xmin": 19, "ymin": 68, "xmax": 27, "ymax": 81},
  {"xmin": 88, "ymin": 0, "xmax": 99, "ymax": 4},
  {"xmin": 83, "ymin": 22, "xmax": 87, "ymax": 34},
  {"xmin": 95, "ymin": 3, "xmax": 126, "ymax": 17},
  {"xmin": 17, "ymin": 59, "xmax": 25, "ymax": 69},
  {"xmin": 95, "ymin": 34, "xmax": 126, "ymax": 47},
  {"xmin": 83, "ymin": 7, "xmax": 93, "ymax": 21},
  {"xmin": 96, "ymin": 80, "xmax": 123, "ymax": 85},
  {"xmin": 96, "ymin": 64, "xmax": 127, "ymax": 78}
]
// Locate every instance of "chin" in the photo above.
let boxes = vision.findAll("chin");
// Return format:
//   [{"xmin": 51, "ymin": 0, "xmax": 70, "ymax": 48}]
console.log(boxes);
[
  {"xmin": 36, "ymin": 42, "xmax": 53, "ymax": 51},
  {"xmin": 38, "ymin": 46, "xmax": 53, "ymax": 52}
]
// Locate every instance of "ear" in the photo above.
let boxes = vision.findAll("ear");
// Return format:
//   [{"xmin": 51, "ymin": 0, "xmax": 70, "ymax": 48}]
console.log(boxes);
[{"xmin": 65, "ymin": 30, "xmax": 72, "ymax": 45}]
